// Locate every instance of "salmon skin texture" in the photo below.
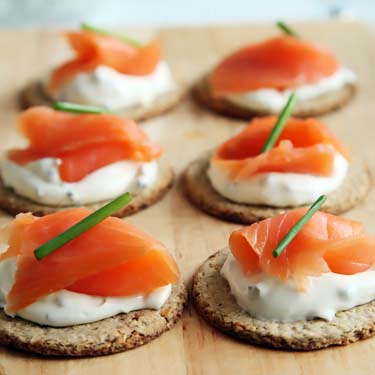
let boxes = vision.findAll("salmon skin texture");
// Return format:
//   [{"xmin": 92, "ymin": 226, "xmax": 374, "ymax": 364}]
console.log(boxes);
[
  {"xmin": 210, "ymin": 36, "xmax": 338, "ymax": 94},
  {"xmin": 8, "ymin": 107, "xmax": 162, "ymax": 182},
  {"xmin": 229, "ymin": 209, "xmax": 375, "ymax": 290},
  {"xmin": 211, "ymin": 116, "xmax": 350, "ymax": 180},
  {"xmin": 48, "ymin": 30, "xmax": 162, "ymax": 93},
  {"xmin": 0, "ymin": 209, "xmax": 179, "ymax": 312}
]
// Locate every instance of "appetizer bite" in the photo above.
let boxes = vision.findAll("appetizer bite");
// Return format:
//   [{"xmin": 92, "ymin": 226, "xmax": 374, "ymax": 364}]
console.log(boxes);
[
  {"xmin": 0, "ymin": 105, "xmax": 173, "ymax": 216},
  {"xmin": 183, "ymin": 95, "xmax": 371, "ymax": 224},
  {"xmin": 20, "ymin": 24, "xmax": 181, "ymax": 121},
  {"xmin": 192, "ymin": 197, "xmax": 375, "ymax": 350},
  {"xmin": 0, "ymin": 194, "xmax": 186, "ymax": 356},
  {"xmin": 194, "ymin": 22, "xmax": 357, "ymax": 119}
]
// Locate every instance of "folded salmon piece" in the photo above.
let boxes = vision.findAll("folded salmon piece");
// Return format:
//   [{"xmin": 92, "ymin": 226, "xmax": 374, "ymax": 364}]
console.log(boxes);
[
  {"xmin": 8, "ymin": 107, "xmax": 162, "ymax": 182},
  {"xmin": 210, "ymin": 36, "xmax": 339, "ymax": 94},
  {"xmin": 211, "ymin": 116, "xmax": 350, "ymax": 180},
  {"xmin": 229, "ymin": 209, "xmax": 375, "ymax": 290},
  {"xmin": 0, "ymin": 209, "xmax": 179, "ymax": 312},
  {"xmin": 48, "ymin": 30, "xmax": 162, "ymax": 93}
]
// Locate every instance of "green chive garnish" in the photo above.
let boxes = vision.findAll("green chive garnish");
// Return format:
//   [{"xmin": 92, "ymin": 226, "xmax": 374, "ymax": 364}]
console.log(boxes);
[
  {"xmin": 81, "ymin": 23, "xmax": 142, "ymax": 48},
  {"xmin": 53, "ymin": 102, "xmax": 114, "ymax": 115},
  {"xmin": 272, "ymin": 195, "xmax": 327, "ymax": 258},
  {"xmin": 276, "ymin": 21, "xmax": 299, "ymax": 37},
  {"xmin": 34, "ymin": 192, "xmax": 132, "ymax": 260},
  {"xmin": 261, "ymin": 93, "xmax": 297, "ymax": 152}
]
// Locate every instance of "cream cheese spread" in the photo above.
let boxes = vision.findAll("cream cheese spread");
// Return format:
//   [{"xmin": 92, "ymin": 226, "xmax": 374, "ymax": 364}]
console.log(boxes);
[
  {"xmin": 221, "ymin": 254, "xmax": 375, "ymax": 322},
  {"xmin": 52, "ymin": 61, "xmax": 175, "ymax": 110},
  {"xmin": 0, "ymin": 156, "xmax": 158, "ymax": 206},
  {"xmin": 224, "ymin": 67, "xmax": 356, "ymax": 113},
  {"xmin": 207, "ymin": 153, "xmax": 348, "ymax": 207}
]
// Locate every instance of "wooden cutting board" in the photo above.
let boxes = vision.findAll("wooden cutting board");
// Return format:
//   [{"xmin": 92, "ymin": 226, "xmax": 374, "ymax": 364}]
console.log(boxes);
[{"xmin": 0, "ymin": 21, "xmax": 374, "ymax": 375}]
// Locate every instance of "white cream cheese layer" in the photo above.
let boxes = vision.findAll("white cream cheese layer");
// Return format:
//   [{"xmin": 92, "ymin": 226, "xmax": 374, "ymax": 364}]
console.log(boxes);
[
  {"xmin": 221, "ymin": 254, "xmax": 375, "ymax": 322},
  {"xmin": 0, "ymin": 156, "xmax": 158, "ymax": 206},
  {"xmin": 51, "ymin": 61, "xmax": 176, "ymax": 110},
  {"xmin": 207, "ymin": 153, "xmax": 348, "ymax": 207},
  {"xmin": 224, "ymin": 67, "xmax": 356, "ymax": 113},
  {"xmin": 0, "ymin": 258, "xmax": 171, "ymax": 327}
]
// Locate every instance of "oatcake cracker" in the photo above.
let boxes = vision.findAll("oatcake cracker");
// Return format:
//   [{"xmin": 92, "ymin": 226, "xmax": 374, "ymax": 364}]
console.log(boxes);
[
  {"xmin": 19, "ymin": 81, "xmax": 184, "ymax": 122},
  {"xmin": 193, "ymin": 75, "xmax": 356, "ymax": 119},
  {"xmin": 182, "ymin": 152, "xmax": 372, "ymax": 224},
  {"xmin": 0, "ymin": 281, "xmax": 186, "ymax": 356},
  {"xmin": 0, "ymin": 160, "xmax": 173, "ymax": 217},
  {"xmin": 192, "ymin": 249, "xmax": 375, "ymax": 350}
]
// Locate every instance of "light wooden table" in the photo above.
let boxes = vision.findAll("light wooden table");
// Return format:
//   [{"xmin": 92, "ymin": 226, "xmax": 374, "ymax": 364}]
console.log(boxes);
[{"xmin": 0, "ymin": 21, "xmax": 374, "ymax": 375}]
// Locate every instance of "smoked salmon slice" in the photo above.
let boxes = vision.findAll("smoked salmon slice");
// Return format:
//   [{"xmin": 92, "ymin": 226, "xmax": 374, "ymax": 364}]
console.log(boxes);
[
  {"xmin": 210, "ymin": 36, "xmax": 339, "ymax": 94},
  {"xmin": 8, "ymin": 107, "xmax": 162, "ymax": 182},
  {"xmin": 229, "ymin": 209, "xmax": 375, "ymax": 290},
  {"xmin": 0, "ymin": 209, "xmax": 179, "ymax": 312},
  {"xmin": 47, "ymin": 30, "xmax": 162, "ymax": 93},
  {"xmin": 211, "ymin": 116, "xmax": 350, "ymax": 180}
]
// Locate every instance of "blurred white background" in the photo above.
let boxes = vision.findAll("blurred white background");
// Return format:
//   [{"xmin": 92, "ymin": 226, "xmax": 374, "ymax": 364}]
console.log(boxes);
[{"xmin": 0, "ymin": 0, "xmax": 373, "ymax": 27}]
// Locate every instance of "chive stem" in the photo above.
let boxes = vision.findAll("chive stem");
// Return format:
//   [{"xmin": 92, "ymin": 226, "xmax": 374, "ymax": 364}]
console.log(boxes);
[
  {"xmin": 34, "ymin": 192, "xmax": 132, "ymax": 260},
  {"xmin": 81, "ymin": 23, "xmax": 142, "ymax": 48},
  {"xmin": 261, "ymin": 93, "xmax": 297, "ymax": 152},
  {"xmin": 53, "ymin": 102, "xmax": 114, "ymax": 115},
  {"xmin": 276, "ymin": 21, "xmax": 299, "ymax": 37},
  {"xmin": 272, "ymin": 195, "xmax": 327, "ymax": 258}
]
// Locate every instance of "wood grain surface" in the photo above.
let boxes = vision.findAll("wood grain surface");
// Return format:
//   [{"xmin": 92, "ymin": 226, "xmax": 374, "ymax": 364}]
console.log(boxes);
[{"xmin": 0, "ymin": 21, "xmax": 374, "ymax": 375}]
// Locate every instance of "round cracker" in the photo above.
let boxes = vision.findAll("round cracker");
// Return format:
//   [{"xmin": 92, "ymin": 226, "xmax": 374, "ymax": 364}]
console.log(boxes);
[
  {"xmin": 19, "ymin": 81, "xmax": 184, "ymax": 122},
  {"xmin": 193, "ymin": 74, "xmax": 357, "ymax": 119},
  {"xmin": 192, "ymin": 249, "xmax": 375, "ymax": 350},
  {"xmin": 0, "ymin": 281, "xmax": 186, "ymax": 356},
  {"xmin": 0, "ymin": 160, "xmax": 173, "ymax": 217},
  {"xmin": 182, "ymin": 152, "xmax": 372, "ymax": 224}
]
